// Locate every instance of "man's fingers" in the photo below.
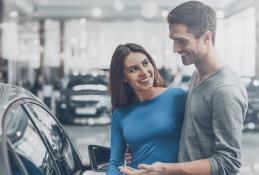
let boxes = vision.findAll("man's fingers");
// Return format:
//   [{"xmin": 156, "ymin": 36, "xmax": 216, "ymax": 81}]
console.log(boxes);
[
  {"xmin": 119, "ymin": 166, "xmax": 147, "ymax": 175},
  {"xmin": 138, "ymin": 164, "xmax": 154, "ymax": 171},
  {"xmin": 119, "ymin": 166, "xmax": 134, "ymax": 175}
]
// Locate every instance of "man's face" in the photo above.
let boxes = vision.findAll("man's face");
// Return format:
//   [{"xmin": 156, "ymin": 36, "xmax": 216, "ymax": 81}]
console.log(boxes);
[{"xmin": 169, "ymin": 24, "xmax": 207, "ymax": 66}]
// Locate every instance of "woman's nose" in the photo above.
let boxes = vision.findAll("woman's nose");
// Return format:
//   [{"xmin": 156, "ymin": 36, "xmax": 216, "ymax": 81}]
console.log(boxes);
[{"xmin": 140, "ymin": 67, "xmax": 148, "ymax": 76}]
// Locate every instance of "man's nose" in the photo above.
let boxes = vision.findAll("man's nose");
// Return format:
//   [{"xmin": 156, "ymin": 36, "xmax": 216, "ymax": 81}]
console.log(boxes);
[{"xmin": 173, "ymin": 42, "xmax": 181, "ymax": 53}]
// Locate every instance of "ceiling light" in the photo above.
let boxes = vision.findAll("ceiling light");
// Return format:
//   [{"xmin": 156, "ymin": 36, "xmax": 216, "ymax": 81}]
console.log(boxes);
[
  {"xmin": 10, "ymin": 11, "xmax": 19, "ymax": 18},
  {"xmin": 113, "ymin": 0, "xmax": 125, "ymax": 11},
  {"xmin": 161, "ymin": 9, "xmax": 169, "ymax": 18},
  {"xmin": 216, "ymin": 10, "xmax": 225, "ymax": 19},
  {"xmin": 80, "ymin": 18, "xmax": 87, "ymax": 25},
  {"xmin": 141, "ymin": 0, "xmax": 158, "ymax": 19},
  {"xmin": 92, "ymin": 8, "xmax": 102, "ymax": 17}
]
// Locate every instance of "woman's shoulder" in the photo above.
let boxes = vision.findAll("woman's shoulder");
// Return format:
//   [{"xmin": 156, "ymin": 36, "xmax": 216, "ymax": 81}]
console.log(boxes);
[
  {"xmin": 166, "ymin": 87, "xmax": 187, "ymax": 96},
  {"xmin": 113, "ymin": 107, "xmax": 123, "ymax": 115},
  {"xmin": 113, "ymin": 105, "xmax": 134, "ymax": 116},
  {"xmin": 165, "ymin": 87, "xmax": 187, "ymax": 106}
]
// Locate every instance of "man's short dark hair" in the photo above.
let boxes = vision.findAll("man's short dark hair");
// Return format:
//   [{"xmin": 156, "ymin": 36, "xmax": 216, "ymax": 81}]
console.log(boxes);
[{"xmin": 167, "ymin": 1, "xmax": 217, "ymax": 44}]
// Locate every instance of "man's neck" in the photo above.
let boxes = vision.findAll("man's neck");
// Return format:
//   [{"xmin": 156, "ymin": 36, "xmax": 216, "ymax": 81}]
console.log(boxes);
[{"xmin": 195, "ymin": 49, "xmax": 225, "ymax": 82}]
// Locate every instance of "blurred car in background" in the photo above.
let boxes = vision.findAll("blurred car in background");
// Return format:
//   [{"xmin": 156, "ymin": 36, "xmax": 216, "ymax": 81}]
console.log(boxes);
[
  {"xmin": 56, "ymin": 71, "xmax": 111, "ymax": 125},
  {"xmin": 177, "ymin": 75, "xmax": 191, "ymax": 90},
  {"xmin": 0, "ymin": 83, "xmax": 105, "ymax": 175},
  {"xmin": 242, "ymin": 77, "xmax": 259, "ymax": 131}
]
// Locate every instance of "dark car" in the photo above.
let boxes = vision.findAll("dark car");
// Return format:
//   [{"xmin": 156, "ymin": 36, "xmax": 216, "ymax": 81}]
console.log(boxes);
[
  {"xmin": 0, "ymin": 83, "xmax": 109, "ymax": 175},
  {"xmin": 243, "ymin": 77, "xmax": 259, "ymax": 131},
  {"xmin": 56, "ymin": 72, "xmax": 111, "ymax": 124}
]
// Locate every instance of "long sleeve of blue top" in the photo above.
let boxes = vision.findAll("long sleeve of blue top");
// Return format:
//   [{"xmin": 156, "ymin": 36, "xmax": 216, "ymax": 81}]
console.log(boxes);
[{"xmin": 107, "ymin": 88, "xmax": 187, "ymax": 175}]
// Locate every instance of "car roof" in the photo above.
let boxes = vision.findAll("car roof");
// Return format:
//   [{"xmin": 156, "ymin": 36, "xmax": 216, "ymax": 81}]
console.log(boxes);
[{"xmin": 0, "ymin": 83, "xmax": 41, "ymax": 135}]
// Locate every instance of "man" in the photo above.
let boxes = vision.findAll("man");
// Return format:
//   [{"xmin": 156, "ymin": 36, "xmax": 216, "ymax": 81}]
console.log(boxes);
[{"xmin": 120, "ymin": 1, "xmax": 248, "ymax": 175}]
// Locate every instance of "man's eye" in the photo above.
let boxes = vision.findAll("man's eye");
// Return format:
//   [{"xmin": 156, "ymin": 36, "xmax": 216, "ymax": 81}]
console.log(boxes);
[
  {"xmin": 180, "ymin": 40, "xmax": 188, "ymax": 45},
  {"xmin": 175, "ymin": 40, "xmax": 188, "ymax": 46}
]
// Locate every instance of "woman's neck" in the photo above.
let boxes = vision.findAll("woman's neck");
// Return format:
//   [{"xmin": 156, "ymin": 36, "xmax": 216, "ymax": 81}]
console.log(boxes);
[{"xmin": 135, "ymin": 87, "xmax": 166, "ymax": 102}]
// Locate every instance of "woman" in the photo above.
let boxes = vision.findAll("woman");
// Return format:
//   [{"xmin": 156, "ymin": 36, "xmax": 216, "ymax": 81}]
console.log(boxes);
[{"xmin": 107, "ymin": 43, "xmax": 186, "ymax": 174}]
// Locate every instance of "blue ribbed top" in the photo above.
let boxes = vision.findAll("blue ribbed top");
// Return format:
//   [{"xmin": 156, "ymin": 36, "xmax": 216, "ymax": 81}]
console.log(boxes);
[{"xmin": 107, "ymin": 87, "xmax": 187, "ymax": 175}]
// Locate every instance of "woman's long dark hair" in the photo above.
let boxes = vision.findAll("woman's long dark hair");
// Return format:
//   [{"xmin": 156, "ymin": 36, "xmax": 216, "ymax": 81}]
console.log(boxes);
[{"xmin": 109, "ymin": 43, "xmax": 164, "ymax": 110}]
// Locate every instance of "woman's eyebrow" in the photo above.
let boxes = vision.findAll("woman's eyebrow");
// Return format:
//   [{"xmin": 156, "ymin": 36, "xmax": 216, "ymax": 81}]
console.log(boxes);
[
  {"xmin": 128, "ymin": 65, "xmax": 138, "ymax": 70},
  {"xmin": 142, "ymin": 58, "xmax": 148, "ymax": 64}
]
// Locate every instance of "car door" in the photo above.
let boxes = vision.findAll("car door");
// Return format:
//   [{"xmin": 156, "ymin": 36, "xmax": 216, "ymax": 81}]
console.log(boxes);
[
  {"xmin": 24, "ymin": 102, "xmax": 86, "ymax": 175},
  {"xmin": 3, "ymin": 101, "xmax": 60, "ymax": 175}
]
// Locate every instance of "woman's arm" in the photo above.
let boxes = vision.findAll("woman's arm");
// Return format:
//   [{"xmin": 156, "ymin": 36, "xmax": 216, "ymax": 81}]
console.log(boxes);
[{"xmin": 107, "ymin": 109, "xmax": 127, "ymax": 175}]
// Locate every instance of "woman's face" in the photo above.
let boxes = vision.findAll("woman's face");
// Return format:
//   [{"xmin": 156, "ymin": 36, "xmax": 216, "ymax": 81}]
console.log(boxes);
[{"xmin": 123, "ymin": 52, "xmax": 155, "ymax": 92}]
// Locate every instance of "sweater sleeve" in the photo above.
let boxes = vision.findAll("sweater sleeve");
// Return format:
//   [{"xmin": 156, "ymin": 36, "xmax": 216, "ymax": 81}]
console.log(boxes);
[
  {"xmin": 106, "ymin": 109, "xmax": 127, "ymax": 175},
  {"xmin": 208, "ymin": 86, "xmax": 247, "ymax": 175}
]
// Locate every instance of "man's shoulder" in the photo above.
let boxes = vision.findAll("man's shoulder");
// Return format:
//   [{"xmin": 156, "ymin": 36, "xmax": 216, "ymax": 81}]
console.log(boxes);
[{"xmin": 210, "ymin": 66, "xmax": 245, "ymax": 89}]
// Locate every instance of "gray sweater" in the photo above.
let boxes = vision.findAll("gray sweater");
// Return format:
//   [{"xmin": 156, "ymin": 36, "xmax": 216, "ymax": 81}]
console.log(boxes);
[{"xmin": 178, "ymin": 66, "xmax": 248, "ymax": 175}]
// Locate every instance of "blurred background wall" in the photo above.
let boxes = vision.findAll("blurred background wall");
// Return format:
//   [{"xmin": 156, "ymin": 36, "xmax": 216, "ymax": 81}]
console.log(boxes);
[{"xmin": 0, "ymin": 0, "xmax": 258, "ymax": 86}]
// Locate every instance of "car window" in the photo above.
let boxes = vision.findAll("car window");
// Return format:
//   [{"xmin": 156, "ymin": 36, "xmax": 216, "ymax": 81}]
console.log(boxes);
[
  {"xmin": 4, "ymin": 105, "xmax": 59, "ymax": 175},
  {"xmin": 27, "ymin": 104, "xmax": 81, "ymax": 174}
]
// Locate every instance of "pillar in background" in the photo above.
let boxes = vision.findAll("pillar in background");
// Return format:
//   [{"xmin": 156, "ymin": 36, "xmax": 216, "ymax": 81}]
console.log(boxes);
[
  {"xmin": 255, "ymin": 0, "xmax": 259, "ymax": 76},
  {"xmin": 59, "ymin": 20, "xmax": 64, "ymax": 79},
  {"xmin": 39, "ymin": 20, "xmax": 45, "ymax": 79},
  {"xmin": 0, "ymin": 0, "xmax": 4, "ymax": 56},
  {"xmin": 0, "ymin": 0, "xmax": 7, "ymax": 83}
]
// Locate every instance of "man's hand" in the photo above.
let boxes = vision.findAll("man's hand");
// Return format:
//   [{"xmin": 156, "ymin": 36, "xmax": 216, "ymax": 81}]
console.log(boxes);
[
  {"xmin": 119, "ymin": 166, "xmax": 147, "ymax": 175},
  {"xmin": 119, "ymin": 162, "xmax": 167, "ymax": 175},
  {"xmin": 125, "ymin": 146, "xmax": 132, "ymax": 165}
]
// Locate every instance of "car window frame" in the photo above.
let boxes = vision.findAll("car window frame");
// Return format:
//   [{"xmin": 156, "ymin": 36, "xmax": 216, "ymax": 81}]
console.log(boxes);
[
  {"xmin": 2, "ymin": 97, "xmax": 62, "ymax": 175},
  {"xmin": 22, "ymin": 99, "xmax": 86, "ymax": 174},
  {"xmin": 0, "ymin": 135, "xmax": 12, "ymax": 175}
]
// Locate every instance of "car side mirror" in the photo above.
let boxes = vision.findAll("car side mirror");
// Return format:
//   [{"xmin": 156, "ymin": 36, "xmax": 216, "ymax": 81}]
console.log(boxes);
[{"xmin": 88, "ymin": 145, "xmax": 110, "ymax": 172}]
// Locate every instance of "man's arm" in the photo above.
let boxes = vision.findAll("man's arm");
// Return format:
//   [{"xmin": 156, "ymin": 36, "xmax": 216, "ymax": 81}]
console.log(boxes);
[
  {"xmin": 161, "ymin": 159, "xmax": 211, "ymax": 175},
  {"xmin": 208, "ymin": 86, "xmax": 247, "ymax": 175}
]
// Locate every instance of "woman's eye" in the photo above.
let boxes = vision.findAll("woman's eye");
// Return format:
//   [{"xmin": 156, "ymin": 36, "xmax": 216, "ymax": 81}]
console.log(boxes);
[
  {"xmin": 143, "ymin": 60, "xmax": 149, "ymax": 66},
  {"xmin": 129, "ymin": 67, "xmax": 137, "ymax": 72}
]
